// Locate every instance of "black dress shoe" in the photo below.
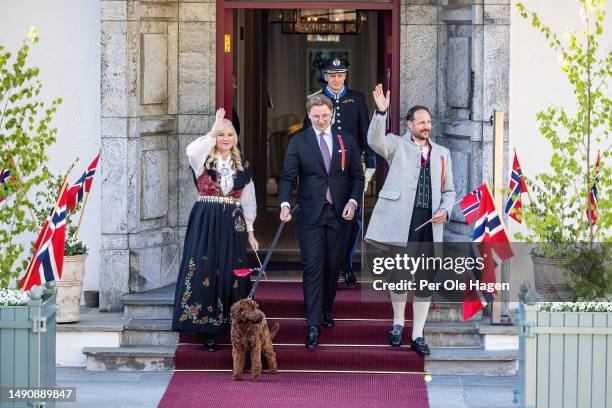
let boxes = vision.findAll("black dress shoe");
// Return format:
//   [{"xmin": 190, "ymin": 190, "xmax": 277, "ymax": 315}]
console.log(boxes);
[
  {"xmin": 342, "ymin": 270, "xmax": 358, "ymax": 289},
  {"xmin": 321, "ymin": 312, "xmax": 335, "ymax": 328},
  {"xmin": 203, "ymin": 337, "xmax": 216, "ymax": 352},
  {"xmin": 389, "ymin": 324, "xmax": 404, "ymax": 347},
  {"xmin": 305, "ymin": 326, "xmax": 319, "ymax": 349},
  {"xmin": 411, "ymin": 337, "xmax": 430, "ymax": 356}
]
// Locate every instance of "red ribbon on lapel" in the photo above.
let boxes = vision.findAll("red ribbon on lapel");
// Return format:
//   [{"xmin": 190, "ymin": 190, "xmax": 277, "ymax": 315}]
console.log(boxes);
[
  {"xmin": 337, "ymin": 135, "xmax": 346, "ymax": 172},
  {"xmin": 440, "ymin": 155, "xmax": 446, "ymax": 191}
]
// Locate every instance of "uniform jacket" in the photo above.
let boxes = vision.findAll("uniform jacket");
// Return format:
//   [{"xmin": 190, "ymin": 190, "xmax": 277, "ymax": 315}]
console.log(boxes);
[{"xmin": 365, "ymin": 113, "xmax": 456, "ymax": 245}]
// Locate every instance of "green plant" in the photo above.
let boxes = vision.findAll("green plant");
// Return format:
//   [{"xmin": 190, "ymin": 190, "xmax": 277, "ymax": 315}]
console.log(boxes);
[
  {"xmin": 33, "ymin": 166, "xmax": 88, "ymax": 258},
  {"xmin": 0, "ymin": 28, "xmax": 62, "ymax": 289},
  {"xmin": 537, "ymin": 301, "xmax": 612, "ymax": 312},
  {"xmin": 515, "ymin": 0, "xmax": 611, "ymax": 300}
]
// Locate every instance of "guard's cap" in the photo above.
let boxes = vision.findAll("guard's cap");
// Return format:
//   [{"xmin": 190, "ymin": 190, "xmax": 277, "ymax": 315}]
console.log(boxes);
[{"xmin": 322, "ymin": 57, "xmax": 349, "ymax": 74}]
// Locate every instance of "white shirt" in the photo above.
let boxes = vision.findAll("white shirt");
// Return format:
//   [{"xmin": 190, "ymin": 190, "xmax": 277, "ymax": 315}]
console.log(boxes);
[
  {"xmin": 407, "ymin": 132, "xmax": 430, "ymax": 161},
  {"xmin": 186, "ymin": 132, "xmax": 257, "ymax": 232},
  {"xmin": 281, "ymin": 125, "xmax": 358, "ymax": 210}
]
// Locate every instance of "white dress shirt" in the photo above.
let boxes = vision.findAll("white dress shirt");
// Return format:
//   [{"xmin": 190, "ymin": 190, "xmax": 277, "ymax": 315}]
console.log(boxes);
[{"xmin": 186, "ymin": 132, "xmax": 256, "ymax": 232}]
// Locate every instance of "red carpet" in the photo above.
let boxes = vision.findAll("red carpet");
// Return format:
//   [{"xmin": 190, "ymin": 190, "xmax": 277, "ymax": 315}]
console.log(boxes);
[
  {"xmin": 158, "ymin": 372, "xmax": 430, "ymax": 408},
  {"xmin": 175, "ymin": 344, "xmax": 423, "ymax": 372},
  {"xmin": 180, "ymin": 319, "xmax": 414, "ymax": 346},
  {"xmin": 244, "ymin": 281, "xmax": 413, "ymax": 319},
  {"xmin": 160, "ymin": 281, "xmax": 429, "ymax": 407}
]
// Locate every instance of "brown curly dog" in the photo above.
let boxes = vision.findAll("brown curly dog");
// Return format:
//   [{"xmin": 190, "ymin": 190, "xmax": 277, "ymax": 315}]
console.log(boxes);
[{"xmin": 230, "ymin": 298, "xmax": 279, "ymax": 381}]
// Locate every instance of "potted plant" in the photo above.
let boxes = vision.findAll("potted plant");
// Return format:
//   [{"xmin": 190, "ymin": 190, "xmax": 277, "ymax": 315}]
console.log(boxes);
[
  {"xmin": 0, "ymin": 27, "xmax": 62, "ymax": 400},
  {"xmin": 34, "ymin": 168, "xmax": 89, "ymax": 323},
  {"xmin": 515, "ymin": 0, "xmax": 611, "ymax": 302}
]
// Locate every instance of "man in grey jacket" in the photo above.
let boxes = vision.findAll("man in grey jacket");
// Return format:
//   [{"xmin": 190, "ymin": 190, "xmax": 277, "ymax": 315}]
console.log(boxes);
[{"xmin": 365, "ymin": 84, "xmax": 456, "ymax": 356}]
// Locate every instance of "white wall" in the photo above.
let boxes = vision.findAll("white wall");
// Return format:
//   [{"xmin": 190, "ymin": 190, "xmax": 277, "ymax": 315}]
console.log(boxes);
[
  {"xmin": 509, "ymin": 0, "xmax": 611, "ymax": 238},
  {"xmin": 0, "ymin": 1, "xmax": 102, "ymax": 293},
  {"xmin": 508, "ymin": 0, "xmax": 611, "ymax": 292}
]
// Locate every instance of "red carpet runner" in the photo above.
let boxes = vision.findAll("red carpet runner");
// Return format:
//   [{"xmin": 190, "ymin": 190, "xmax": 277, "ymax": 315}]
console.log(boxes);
[{"xmin": 158, "ymin": 281, "xmax": 430, "ymax": 408}]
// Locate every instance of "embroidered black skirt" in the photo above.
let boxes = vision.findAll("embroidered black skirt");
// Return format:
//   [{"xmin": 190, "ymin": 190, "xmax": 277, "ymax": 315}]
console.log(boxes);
[{"xmin": 171, "ymin": 199, "xmax": 251, "ymax": 335}]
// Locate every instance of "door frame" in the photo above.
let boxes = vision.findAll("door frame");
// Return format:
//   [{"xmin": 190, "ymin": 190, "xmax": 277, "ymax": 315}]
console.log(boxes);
[{"xmin": 215, "ymin": 0, "xmax": 401, "ymax": 134}]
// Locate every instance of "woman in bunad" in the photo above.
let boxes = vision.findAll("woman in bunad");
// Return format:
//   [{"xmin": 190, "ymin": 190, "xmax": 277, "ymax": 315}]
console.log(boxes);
[{"xmin": 172, "ymin": 107, "xmax": 258, "ymax": 352}]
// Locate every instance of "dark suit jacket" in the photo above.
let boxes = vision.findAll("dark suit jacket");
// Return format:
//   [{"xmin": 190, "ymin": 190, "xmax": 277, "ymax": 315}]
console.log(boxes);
[
  {"xmin": 279, "ymin": 127, "xmax": 365, "ymax": 225},
  {"xmin": 303, "ymin": 88, "xmax": 377, "ymax": 169}
]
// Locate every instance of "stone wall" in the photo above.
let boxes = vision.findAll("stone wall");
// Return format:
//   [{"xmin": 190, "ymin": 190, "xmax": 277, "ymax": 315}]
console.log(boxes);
[
  {"xmin": 400, "ymin": 0, "xmax": 510, "ymax": 240},
  {"xmin": 100, "ymin": 0, "xmax": 216, "ymax": 311},
  {"xmin": 99, "ymin": 0, "xmax": 510, "ymax": 310}
]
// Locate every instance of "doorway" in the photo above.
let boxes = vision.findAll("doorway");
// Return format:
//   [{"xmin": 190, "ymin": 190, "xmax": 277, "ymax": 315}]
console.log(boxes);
[{"xmin": 218, "ymin": 2, "xmax": 401, "ymax": 259}]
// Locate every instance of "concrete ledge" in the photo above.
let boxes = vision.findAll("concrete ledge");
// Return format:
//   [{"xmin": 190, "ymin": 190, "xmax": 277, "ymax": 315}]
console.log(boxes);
[
  {"xmin": 57, "ymin": 308, "xmax": 126, "ymax": 367},
  {"xmin": 56, "ymin": 308, "xmax": 125, "ymax": 332},
  {"xmin": 478, "ymin": 323, "xmax": 519, "ymax": 350},
  {"xmin": 83, "ymin": 346, "xmax": 175, "ymax": 372},
  {"xmin": 58, "ymin": 332, "xmax": 123, "ymax": 367},
  {"xmin": 425, "ymin": 348, "xmax": 518, "ymax": 376}
]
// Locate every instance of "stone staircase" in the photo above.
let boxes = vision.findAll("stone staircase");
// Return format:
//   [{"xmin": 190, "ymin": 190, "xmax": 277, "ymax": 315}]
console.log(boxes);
[{"xmin": 81, "ymin": 281, "xmax": 518, "ymax": 375}]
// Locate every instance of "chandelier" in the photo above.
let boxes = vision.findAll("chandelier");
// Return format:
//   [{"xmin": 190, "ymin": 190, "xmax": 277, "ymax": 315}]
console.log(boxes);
[{"xmin": 269, "ymin": 10, "xmax": 363, "ymax": 35}]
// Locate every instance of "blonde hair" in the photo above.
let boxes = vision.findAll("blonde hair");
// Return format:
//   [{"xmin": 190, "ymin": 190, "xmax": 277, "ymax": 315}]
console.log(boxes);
[{"xmin": 205, "ymin": 119, "xmax": 244, "ymax": 171}]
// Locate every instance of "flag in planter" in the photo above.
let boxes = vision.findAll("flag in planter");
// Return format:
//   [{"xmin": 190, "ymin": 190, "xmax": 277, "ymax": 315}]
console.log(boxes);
[
  {"xmin": 504, "ymin": 151, "xmax": 529, "ymax": 223},
  {"xmin": 586, "ymin": 151, "xmax": 601, "ymax": 226},
  {"xmin": 0, "ymin": 156, "xmax": 18, "ymax": 203},
  {"xmin": 463, "ymin": 185, "xmax": 514, "ymax": 321},
  {"xmin": 0, "ymin": 168, "xmax": 10, "ymax": 184},
  {"xmin": 20, "ymin": 182, "xmax": 69, "ymax": 291},
  {"xmin": 66, "ymin": 151, "xmax": 100, "ymax": 212},
  {"xmin": 459, "ymin": 186, "xmax": 483, "ymax": 224},
  {"xmin": 0, "ymin": 168, "xmax": 11, "ymax": 203}
]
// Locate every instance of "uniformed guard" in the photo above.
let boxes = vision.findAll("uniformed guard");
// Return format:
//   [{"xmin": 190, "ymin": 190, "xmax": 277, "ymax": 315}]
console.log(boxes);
[{"xmin": 303, "ymin": 57, "xmax": 377, "ymax": 288}]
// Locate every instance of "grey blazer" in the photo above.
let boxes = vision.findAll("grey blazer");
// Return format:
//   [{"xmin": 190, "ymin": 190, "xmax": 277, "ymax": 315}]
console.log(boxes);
[{"xmin": 365, "ymin": 113, "xmax": 456, "ymax": 246}]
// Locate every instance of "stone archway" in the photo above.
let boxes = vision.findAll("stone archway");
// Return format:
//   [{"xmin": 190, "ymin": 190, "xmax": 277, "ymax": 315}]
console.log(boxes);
[{"xmin": 99, "ymin": 0, "xmax": 510, "ymax": 311}]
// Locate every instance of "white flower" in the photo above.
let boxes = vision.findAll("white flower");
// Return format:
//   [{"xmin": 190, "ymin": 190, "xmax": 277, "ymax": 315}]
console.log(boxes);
[
  {"xmin": 0, "ymin": 289, "xmax": 30, "ymax": 306},
  {"xmin": 537, "ymin": 302, "xmax": 612, "ymax": 313}
]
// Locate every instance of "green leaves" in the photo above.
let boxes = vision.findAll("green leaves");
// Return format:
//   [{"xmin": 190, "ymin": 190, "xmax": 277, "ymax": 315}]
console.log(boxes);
[
  {"xmin": 0, "ymin": 35, "xmax": 61, "ymax": 289},
  {"xmin": 515, "ymin": 0, "xmax": 611, "ymax": 300}
]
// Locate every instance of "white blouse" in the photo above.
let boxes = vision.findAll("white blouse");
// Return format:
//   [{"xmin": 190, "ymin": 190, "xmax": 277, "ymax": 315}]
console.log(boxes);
[{"xmin": 186, "ymin": 132, "xmax": 257, "ymax": 232}]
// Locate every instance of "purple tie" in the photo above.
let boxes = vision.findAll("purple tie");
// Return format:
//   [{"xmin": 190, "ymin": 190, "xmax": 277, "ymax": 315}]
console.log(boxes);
[{"xmin": 319, "ymin": 133, "xmax": 333, "ymax": 204}]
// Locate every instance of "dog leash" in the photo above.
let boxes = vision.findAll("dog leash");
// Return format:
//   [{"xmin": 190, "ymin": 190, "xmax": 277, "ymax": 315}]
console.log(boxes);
[{"xmin": 248, "ymin": 204, "xmax": 300, "ymax": 299}]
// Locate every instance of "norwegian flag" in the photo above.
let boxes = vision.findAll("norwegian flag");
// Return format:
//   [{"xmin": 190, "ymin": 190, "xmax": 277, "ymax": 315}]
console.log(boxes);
[
  {"xmin": 0, "ymin": 168, "xmax": 11, "ymax": 203},
  {"xmin": 504, "ymin": 152, "xmax": 529, "ymax": 223},
  {"xmin": 20, "ymin": 183, "xmax": 69, "ymax": 291},
  {"xmin": 586, "ymin": 151, "xmax": 601, "ymax": 226},
  {"xmin": 66, "ymin": 151, "xmax": 100, "ymax": 212},
  {"xmin": 459, "ymin": 187, "xmax": 483, "ymax": 224},
  {"xmin": 0, "ymin": 168, "xmax": 10, "ymax": 184},
  {"xmin": 463, "ymin": 185, "xmax": 514, "ymax": 321}
]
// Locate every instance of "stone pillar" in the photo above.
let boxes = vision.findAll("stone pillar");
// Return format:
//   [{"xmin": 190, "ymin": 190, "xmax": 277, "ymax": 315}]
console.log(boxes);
[
  {"xmin": 100, "ymin": 0, "xmax": 215, "ymax": 311},
  {"xmin": 399, "ymin": 0, "xmax": 510, "ymax": 240}
]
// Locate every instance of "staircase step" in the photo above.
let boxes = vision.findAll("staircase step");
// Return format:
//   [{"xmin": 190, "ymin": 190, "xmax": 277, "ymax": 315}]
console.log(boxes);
[
  {"xmin": 120, "ymin": 318, "xmax": 482, "ymax": 348},
  {"xmin": 83, "ymin": 346, "xmax": 174, "ymax": 372},
  {"xmin": 122, "ymin": 282, "xmax": 469, "ymax": 322},
  {"xmin": 82, "ymin": 346, "xmax": 518, "ymax": 375},
  {"xmin": 175, "ymin": 344, "xmax": 424, "ymax": 373},
  {"xmin": 123, "ymin": 319, "xmax": 178, "ymax": 346},
  {"xmin": 425, "ymin": 348, "xmax": 518, "ymax": 376},
  {"xmin": 179, "ymin": 320, "xmax": 482, "ymax": 348}
]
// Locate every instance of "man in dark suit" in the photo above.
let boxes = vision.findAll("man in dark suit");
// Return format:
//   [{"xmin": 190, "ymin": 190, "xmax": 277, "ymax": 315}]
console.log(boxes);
[
  {"xmin": 303, "ymin": 58, "xmax": 377, "ymax": 288},
  {"xmin": 280, "ymin": 93, "xmax": 365, "ymax": 349}
]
